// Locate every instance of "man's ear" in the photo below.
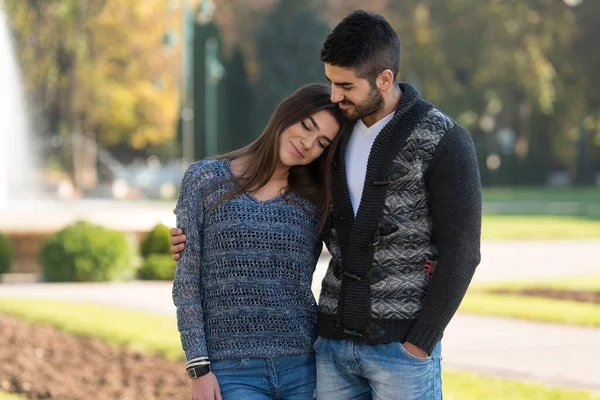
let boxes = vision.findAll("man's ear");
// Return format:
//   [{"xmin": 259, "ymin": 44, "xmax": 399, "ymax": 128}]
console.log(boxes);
[{"xmin": 377, "ymin": 69, "xmax": 395, "ymax": 91}]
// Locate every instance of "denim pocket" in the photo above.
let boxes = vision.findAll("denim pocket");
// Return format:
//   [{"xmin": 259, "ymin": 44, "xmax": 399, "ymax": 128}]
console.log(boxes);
[
  {"xmin": 312, "ymin": 337, "xmax": 323, "ymax": 352},
  {"xmin": 396, "ymin": 343, "xmax": 433, "ymax": 363},
  {"xmin": 211, "ymin": 358, "xmax": 247, "ymax": 371}
]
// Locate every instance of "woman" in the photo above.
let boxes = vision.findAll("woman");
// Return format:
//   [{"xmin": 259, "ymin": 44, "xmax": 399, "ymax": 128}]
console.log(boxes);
[{"xmin": 172, "ymin": 83, "xmax": 345, "ymax": 400}]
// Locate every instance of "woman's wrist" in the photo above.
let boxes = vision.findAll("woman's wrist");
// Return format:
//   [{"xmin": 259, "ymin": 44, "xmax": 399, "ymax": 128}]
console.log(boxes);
[
  {"xmin": 186, "ymin": 356, "xmax": 211, "ymax": 378},
  {"xmin": 187, "ymin": 364, "xmax": 211, "ymax": 379}
]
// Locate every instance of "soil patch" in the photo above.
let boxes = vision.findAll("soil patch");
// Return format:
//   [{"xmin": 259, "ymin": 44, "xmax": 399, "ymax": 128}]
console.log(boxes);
[
  {"xmin": 489, "ymin": 288, "xmax": 600, "ymax": 304},
  {"xmin": 0, "ymin": 314, "xmax": 189, "ymax": 400}
]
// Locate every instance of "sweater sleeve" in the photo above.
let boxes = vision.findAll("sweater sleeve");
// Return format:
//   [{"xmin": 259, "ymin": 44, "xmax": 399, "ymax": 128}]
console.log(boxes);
[
  {"xmin": 172, "ymin": 163, "xmax": 208, "ymax": 362},
  {"xmin": 405, "ymin": 125, "xmax": 482, "ymax": 354}
]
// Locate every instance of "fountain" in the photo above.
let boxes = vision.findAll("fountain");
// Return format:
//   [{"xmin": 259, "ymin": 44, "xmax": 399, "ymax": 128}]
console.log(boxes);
[
  {"xmin": 0, "ymin": 8, "xmax": 36, "ymax": 205},
  {"xmin": 0, "ymin": 8, "xmax": 176, "ymax": 279}
]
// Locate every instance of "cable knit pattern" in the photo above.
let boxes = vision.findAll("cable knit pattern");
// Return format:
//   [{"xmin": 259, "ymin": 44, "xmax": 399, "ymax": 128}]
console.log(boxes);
[
  {"xmin": 172, "ymin": 159, "xmax": 322, "ymax": 362},
  {"xmin": 318, "ymin": 83, "xmax": 482, "ymax": 355}
]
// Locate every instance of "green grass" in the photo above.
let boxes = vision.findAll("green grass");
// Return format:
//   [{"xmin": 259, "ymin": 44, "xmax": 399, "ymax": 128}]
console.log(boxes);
[
  {"xmin": 1, "ymin": 298, "xmax": 599, "ymax": 399},
  {"xmin": 444, "ymin": 370, "xmax": 600, "ymax": 400},
  {"xmin": 461, "ymin": 275, "xmax": 600, "ymax": 326},
  {"xmin": 481, "ymin": 215, "xmax": 600, "ymax": 239},
  {"xmin": 460, "ymin": 292, "xmax": 600, "ymax": 326},
  {"xmin": 0, "ymin": 298, "xmax": 183, "ymax": 360},
  {"xmin": 473, "ymin": 275, "xmax": 600, "ymax": 292},
  {"xmin": 482, "ymin": 187, "xmax": 600, "ymax": 202},
  {"xmin": 482, "ymin": 187, "xmax": 600, "ymax": 218},
  {"xmin": 0, "ymin": 393, "xmax": 26, "ymax": 400}
]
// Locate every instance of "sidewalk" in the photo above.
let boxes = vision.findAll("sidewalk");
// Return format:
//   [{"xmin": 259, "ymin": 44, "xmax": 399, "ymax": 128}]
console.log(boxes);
[
  {"xmin": 444, "ymin": 314, "xmax": 600, "ymax": 391},
  {"xmin": 1, "ymin": 240, "xmax": 599, "ymax": 391}
]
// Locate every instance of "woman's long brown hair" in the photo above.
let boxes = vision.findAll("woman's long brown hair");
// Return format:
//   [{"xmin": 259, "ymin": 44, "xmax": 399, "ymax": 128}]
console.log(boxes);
[{"xmin": 212, "ymin": 83, "xmax": 345, "ymax": 234}]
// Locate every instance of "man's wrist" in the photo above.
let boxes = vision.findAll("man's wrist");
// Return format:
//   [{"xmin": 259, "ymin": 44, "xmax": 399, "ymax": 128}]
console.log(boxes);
[{"xmin": 405, "ymin": 320, "xmax": 443, "ymax": 355}]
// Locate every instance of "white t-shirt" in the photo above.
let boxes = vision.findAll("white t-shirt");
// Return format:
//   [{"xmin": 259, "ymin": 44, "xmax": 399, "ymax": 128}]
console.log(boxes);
[{"xmin": 345, "ymin": 112, "xmax": 395, "ymax": 215}]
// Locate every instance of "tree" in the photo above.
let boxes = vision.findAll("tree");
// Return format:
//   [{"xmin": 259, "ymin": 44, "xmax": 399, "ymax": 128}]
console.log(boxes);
[
  {"xmin": 251, "ymin": 0, "xmax": 330, "ymax": 130},
  {"xmin": 568, "ymin": 0, "xmax": 600, "ymax": 182},
  {"xmin": 3, "ymin": 0, "xmax": 181, "ymax": 160},
  {"xmin": 384, "ymin": 0, "xmax": 577, "ymax": 185},
  {"xmin": 225, "ymin": 45, "xmax": 257, "ymax": 150}
]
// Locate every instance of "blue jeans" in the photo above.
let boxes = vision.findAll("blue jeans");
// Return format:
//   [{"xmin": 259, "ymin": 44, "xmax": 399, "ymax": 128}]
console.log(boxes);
[
  {"xmin": 315, "ymin": 338, "xmax": 442, "ymax": 400},
  {"xmin": 212, "ymin": 354, "xmax": 316, "ymax": 399}
]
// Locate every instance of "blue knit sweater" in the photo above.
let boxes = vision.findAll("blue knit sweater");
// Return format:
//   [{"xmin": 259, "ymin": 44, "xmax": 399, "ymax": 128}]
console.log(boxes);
[{"xmin": 172, "ymin": 159, "xmax": 322, "ymax": 362}]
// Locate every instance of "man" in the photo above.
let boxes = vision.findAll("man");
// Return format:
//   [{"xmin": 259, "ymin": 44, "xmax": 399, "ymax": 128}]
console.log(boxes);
[{"xmin": 170, "ymin": 10, "xmax": 481, "ymax": 399}]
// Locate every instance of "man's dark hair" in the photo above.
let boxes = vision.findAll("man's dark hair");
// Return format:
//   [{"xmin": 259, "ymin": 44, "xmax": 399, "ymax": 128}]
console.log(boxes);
[{"xmin": 320, "ymin": 10, "xmax": 401, "ymax": 84}]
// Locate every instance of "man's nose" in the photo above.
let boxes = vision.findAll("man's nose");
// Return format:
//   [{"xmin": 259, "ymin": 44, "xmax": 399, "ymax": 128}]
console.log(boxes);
[{"xmin": 330, "ymin": 86, "xmax": 344, "ymax": 104}]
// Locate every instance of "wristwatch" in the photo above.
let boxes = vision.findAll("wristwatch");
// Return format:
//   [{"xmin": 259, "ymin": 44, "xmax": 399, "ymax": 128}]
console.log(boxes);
[{"xmin": 187, "ymin": 364, "xmax": 211, "ymax": 379}]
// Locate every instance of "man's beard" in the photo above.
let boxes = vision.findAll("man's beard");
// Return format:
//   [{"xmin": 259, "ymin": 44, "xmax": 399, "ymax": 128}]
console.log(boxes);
[{"xmin": 339, "ymin": 86, "xmax": 384, "ymax": 121}]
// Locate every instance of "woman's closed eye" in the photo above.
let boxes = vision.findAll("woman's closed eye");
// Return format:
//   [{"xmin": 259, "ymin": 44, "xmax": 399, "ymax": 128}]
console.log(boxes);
[{"xmin": 302, "ymin": 118, "xmax": 330, "ymax": 149}]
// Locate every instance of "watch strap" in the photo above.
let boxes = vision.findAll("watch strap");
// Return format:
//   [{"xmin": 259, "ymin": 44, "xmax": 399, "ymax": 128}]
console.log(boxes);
[{"xmin": 187, "ymin": 364, "xmax": 211, "ymax": 379}]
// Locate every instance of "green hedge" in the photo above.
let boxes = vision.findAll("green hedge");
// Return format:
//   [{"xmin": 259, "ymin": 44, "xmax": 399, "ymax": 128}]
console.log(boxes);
[
  {"xmin": 0, "ymin": 232, "xmax": 12, "ymax": 274},
  {"xmin": 39, "ymin": 221, "xmax": 131, "ymax": 282},
  {"xmin": 139, "ymin": 223, "xmax": 171, "ymax": 258},
  {"xmin": 137, "ymin": 254, "xmax": 176, "ymax": 280}
]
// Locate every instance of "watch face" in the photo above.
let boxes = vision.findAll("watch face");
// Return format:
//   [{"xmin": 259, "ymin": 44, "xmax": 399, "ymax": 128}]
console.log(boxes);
[{"xmin": 188, "ymin": 369, "xmax": 197, "ymax": 379}]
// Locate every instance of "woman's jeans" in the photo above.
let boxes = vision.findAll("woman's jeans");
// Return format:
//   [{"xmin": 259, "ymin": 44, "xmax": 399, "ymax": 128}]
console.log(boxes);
[{"xmin": 212, "ymin": 353, "xmax": 316, "ymax": 400}]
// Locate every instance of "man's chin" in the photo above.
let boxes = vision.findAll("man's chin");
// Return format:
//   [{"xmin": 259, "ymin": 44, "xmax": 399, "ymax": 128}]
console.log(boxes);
[{"xmin": 341, "ymin": 108, "xmax": 359, "ymax": 121}]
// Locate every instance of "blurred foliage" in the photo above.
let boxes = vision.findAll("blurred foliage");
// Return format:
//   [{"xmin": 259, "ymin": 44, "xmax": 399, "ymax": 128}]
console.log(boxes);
[
  {"xmin": 219, "ymin": 0, "xmax": 600, "ymax": 184},
  {"xmin": 382, "ymin": 0, "xmax": 598, "ymax": 185},
  {"xmin": 250, "ymin": 0, "xmax": 330, "ymax": 130},
  {"xmin": 0, "ymin": 232, "xmax": 12, "ymax": 275},
  {"xmin": 138, "ymin": 223, "xmax": 175, "ymax": 280},
  {"xmin": 139, "ymin": 223, "xmax": 171, "ymax": 259},
  {"xmin": 137, "ymin": 254, "xmax": 176, "ymax": 281},
  {"xmin": 39, "ymin": 221, "xmax": 131, "ymax": 282},
  {"xmin": 225, "ymin": 45, "xmax": 257, "ymax": 149},
  {"xmin": 2, "ymin": 0, "xmax": 600, "ymax": 185},
  {"xmin": 2, "ymin": 0, "xmax": 180, "ymax": 151}
]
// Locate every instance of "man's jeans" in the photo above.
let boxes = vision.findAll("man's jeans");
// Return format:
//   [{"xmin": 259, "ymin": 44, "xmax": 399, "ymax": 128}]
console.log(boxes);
[
  {"xmin": 315, "ymin": 338, "xmax": 442, "ymax": 400},
  {"xmin": 212, "ymin": 354, "xmax": 316, "ymax": 399}
]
